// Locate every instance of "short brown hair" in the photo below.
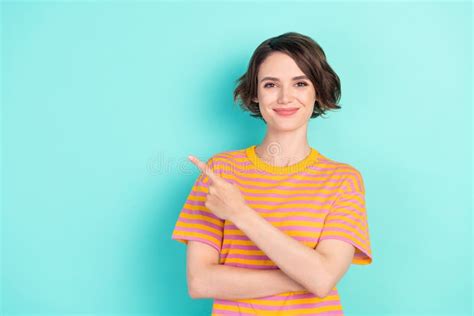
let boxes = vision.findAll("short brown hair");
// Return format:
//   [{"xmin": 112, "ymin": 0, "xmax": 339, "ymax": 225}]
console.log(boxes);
[{"xmin": 233, "ymin": 32, "xmax": 342, "ymax": 121}]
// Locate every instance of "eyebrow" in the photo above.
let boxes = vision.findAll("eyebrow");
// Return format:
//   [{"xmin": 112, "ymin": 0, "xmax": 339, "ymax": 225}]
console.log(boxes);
[{"xmin": 260, "ymin": 75, "xmax": 309, "ymax": 82}]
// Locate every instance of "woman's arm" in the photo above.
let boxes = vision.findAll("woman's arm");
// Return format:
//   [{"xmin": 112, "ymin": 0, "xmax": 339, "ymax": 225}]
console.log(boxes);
[
  {"xmin": 192, "ymin": 264, "xmax": 307, "ymax": 300},
  {"xmin": 186, "ymin": 241, "xmax": 307, "ymax": 300}
]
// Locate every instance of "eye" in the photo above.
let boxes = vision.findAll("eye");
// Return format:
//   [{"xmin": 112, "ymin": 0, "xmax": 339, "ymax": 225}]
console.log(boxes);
[
  {"xmin": 263, "ymin": 82, "xmax": 309, "ymax": 88},
  {"xmin": 263, "ymin": 82, "xmax": 275, "ymax": 88}
]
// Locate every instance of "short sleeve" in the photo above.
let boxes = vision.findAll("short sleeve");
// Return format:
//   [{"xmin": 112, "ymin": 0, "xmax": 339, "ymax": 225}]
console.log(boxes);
[
  {"xmin": 171, "ymin": 157, "xmax": 225, "ymax": 254},
  {"xmin": 319, "ymin": 168, "xmax": 373, "ymax": 265}
]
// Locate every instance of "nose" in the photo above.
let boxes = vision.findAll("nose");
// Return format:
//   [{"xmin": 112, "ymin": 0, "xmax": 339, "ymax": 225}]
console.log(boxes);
[{"xmin": 277, "ymin": 85, "xmax": 293, "ymax": 104}]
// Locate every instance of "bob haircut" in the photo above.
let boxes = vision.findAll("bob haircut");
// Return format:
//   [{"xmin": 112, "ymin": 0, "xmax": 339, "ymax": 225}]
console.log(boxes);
[{"xmin": 233, "ymin": 32, "xmax": 342, "ymax": 122}]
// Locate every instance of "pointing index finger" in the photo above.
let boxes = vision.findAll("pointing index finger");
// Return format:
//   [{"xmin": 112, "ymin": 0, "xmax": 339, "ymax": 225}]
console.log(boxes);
[{"xmin": 188, "ymin": 155, "xmax": 220, "ymax": 183}]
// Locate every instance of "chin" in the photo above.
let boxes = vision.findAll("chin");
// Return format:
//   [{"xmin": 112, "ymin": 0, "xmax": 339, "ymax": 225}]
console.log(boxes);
[{"xmin": 269, "ymin": 122, "xmax": 303, "ymax": 132}]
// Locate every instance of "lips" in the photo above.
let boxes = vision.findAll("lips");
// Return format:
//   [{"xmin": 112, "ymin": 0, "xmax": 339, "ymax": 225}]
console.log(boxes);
[{"xmin": 273, "ymin": 107, "xmax": 299, "ymax": 116}]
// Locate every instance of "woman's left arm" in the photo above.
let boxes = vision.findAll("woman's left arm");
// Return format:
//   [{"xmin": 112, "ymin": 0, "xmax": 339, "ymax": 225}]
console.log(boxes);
[{"xmin": 231, "ymin": 206, "xmax": 355, "ymax": 298}]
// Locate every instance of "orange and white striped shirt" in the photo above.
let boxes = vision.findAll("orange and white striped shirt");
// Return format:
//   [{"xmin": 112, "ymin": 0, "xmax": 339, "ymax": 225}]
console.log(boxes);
[{"xmin": 172, "ymin": 144, "xmax": 372, "ymax": 315}]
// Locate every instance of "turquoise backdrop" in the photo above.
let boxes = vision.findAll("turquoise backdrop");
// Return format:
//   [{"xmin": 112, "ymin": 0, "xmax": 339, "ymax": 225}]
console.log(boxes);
[{"xmin": 1, "ymin": 1, "xmax": 472, "ymax": 315}]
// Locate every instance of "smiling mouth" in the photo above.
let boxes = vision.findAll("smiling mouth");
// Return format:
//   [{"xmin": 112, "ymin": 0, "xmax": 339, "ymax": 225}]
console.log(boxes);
[{"xmin": 273, "ymin": 108, "xmax": 299, "ymax": 116}]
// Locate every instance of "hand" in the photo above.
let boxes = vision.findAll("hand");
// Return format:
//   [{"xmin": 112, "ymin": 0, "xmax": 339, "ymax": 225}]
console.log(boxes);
[{"xmin": 188, "ymin": 155, "xmax": 248, "ymax": 221}]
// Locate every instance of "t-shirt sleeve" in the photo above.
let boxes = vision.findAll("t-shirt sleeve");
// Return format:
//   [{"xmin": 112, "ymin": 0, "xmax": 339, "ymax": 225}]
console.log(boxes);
[
  {"xmin": 318, "ymin": 168, "xmax": 373, "ymax": 265},
  {"xmin": 171, "ymin": 157, "xmax": 225, "ymax": 254}
]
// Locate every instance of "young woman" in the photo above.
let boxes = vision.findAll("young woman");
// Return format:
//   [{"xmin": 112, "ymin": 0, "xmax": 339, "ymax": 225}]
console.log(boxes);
[{"xmin": 172, "ymin": 32, "xmax": 373, "ymax": 315}]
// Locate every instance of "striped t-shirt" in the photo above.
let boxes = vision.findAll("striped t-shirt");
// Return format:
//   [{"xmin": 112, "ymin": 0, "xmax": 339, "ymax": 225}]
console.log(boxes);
[{"xmin": 172, "ymin": 144, "xmax": 372, "ymax": 315}]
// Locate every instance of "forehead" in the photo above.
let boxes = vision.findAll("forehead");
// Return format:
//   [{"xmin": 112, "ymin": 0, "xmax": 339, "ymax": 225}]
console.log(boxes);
[{"xmin": 258, "ymin": 52, "xmax": 304, "ymax": 78}]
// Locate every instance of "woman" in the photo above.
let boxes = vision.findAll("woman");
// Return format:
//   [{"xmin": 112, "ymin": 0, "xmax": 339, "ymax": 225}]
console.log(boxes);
[{"xmin": 172, "ymin": 32, "xmax": 372, "ymax": 315}]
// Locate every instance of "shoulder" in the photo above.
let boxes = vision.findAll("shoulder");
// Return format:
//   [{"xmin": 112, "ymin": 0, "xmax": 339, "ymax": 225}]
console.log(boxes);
[
  {"xmin": 317, "ymin": 151, "xmax": 361, "ymax": 173},
  {"xmin": 205, "ymin": 147, "xmax": 248, "ymax": 176},
  {"xmin": 212, "ymin": 147, "xmax": 246, "ymax": 161},
  {"xmin": 316, "ymin": 151, "xmax": 365, "ymax": 187},
  {"xmin": 206, "ymin": 147, "xmax": 246, "ymax": 165}
]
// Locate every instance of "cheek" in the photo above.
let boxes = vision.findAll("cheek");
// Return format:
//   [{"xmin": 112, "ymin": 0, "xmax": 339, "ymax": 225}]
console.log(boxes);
[
  {"xmin": 302, "ymin": 93, "xmax": 316, "ymax": 109},
  {"xmin": 302, "ymin": 89, "xmax": 316, "ymax": 102},
  {"xmin": 259, "ymin": 105, "xmax": 272, "ymax": 120},
  {"xmin": 304, "ymin": 101, "xmax": 315, "ymax": 116},
  {"xmin": 259, "ymin": 92, "xmax": 275, "ymax": 105},
  {"xmin": 257, "ymin": 94, "xmax": 275, "ymax": 114}
]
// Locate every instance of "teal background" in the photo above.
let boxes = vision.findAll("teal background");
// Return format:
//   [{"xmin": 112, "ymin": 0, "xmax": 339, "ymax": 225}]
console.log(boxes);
[{"xmin": 1, "ymin": 1, "xmax": 472, "ymax": 315}]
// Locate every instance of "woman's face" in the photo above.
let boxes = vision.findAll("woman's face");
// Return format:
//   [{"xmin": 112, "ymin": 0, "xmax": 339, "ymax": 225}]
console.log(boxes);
[{"xmin": 252, "ymin": 52, "xmax": 317, "ymax": 131}]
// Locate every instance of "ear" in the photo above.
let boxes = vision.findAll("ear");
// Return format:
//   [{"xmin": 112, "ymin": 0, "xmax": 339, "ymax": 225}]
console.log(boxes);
[{"xmin": 252, "ymin": 97, "xmax": 258, "ymax": 103}]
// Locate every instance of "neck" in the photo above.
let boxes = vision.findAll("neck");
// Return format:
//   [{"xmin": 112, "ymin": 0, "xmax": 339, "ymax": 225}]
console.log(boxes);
[{"xmin": 255, "ymin": 126, "xmax": 311, "ymax": 167}]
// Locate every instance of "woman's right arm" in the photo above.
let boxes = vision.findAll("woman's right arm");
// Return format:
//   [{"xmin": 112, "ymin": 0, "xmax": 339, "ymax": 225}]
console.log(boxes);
[
  {"xmin": 194, "ymin": 264, "xmax": 308, "ymax": 300},
  {"xmin": 187, "ymin": 241, "xmax": 307, "ymax": 300}
]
